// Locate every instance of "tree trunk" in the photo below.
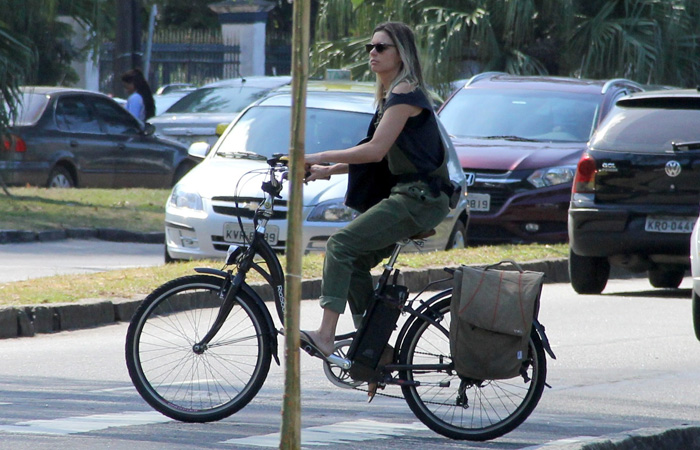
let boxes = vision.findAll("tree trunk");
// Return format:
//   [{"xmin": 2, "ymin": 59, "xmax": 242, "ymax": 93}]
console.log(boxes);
[{"xmin": 279, "ymin": 0, "xmax": 309, "ymax": 449}]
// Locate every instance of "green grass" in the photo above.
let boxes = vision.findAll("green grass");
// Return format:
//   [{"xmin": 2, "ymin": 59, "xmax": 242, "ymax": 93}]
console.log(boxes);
[
  {"xmin": 0, "ymin": 187, "xmax": 169, "ymax": 232},
  {"xmin": 0, "ymin": 187, "xmax": 569, "ymax": 306},
  {"xmin": 0, "ymin": 244, "xmax": 568, "ymax": 306}
]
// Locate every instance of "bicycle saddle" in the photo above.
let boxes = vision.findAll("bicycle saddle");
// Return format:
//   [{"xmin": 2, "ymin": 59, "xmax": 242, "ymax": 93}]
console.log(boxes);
[{"xmin": 410, "ymin": 229, "xmax": 436, "ymax": 240}]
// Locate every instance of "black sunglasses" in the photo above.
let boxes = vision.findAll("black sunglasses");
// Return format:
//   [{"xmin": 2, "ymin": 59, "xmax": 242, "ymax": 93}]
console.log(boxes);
[{"xmin": 365, "ymin": 43, "xmax": 396, "ymax": 54}]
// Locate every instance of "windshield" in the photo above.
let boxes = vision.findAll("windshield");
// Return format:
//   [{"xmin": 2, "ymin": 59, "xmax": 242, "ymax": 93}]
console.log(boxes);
[
  {"xmin": 590, "ymin": 106, "xmax": 700, "ymax": 152},
  {"xmin": 439, "ymin": 88, "xmax": 600, "ymax": 142},
  {"xmin": 5, "ymin": 92, "xmax": 50, "ymax": 126},
  {"xmin": 213, "ymin": 105, "xmax": 370, "ymax": 158},
  {"xmin": 165, "ymin": 86, "xmax": 272, "ymax": 114}
]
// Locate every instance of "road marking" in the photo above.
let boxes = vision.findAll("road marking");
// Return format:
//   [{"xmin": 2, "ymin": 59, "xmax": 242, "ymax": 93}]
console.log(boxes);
[
  {"xmin": 221, "ymin": 419, "xmax": 428, "ymax": 447},
  {"xmin": 0, "ymin": 411, "xmax": 170, "ymax": 435},
  {"xmin": 521, "ymin": 436, "xmax": 598, "ymax": 449}
]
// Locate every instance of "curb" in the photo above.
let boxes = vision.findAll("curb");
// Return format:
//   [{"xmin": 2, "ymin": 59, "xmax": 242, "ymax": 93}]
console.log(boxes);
[
  {"xmin": 530, "ymin": 425, "xmax": 700, "ymax": 449},
  {"xmin": 0, "ymin": 228, "xmax": 164, "ymax": 244},
  {"xmin": 0, "ymin": 258, "xmax": 570, "ymax": 339}
]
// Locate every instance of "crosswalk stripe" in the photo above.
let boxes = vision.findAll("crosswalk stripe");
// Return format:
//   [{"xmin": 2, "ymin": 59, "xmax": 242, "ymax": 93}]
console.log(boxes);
[
  {"xmin": 221, "ymin": 419, "xmax": 428, "ymax": 447},
  {"xmin": 0, "ymin": 411, "xmax": 170, "ymax": 435}
]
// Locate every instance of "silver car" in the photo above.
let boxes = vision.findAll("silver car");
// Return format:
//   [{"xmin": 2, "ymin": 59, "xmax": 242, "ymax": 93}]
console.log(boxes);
[
  {"xmin": 149, "ymin": 76, "xmax": 292, "ymax": 148},
  {"xmin": 164, "ymin": 81, "xmax": 469, "ymax": 261}
]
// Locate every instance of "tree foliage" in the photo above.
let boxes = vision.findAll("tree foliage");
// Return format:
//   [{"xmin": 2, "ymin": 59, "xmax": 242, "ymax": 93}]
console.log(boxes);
[{"xmin": 311, "ymin": 0, "xmax": 700, "ymax": 94}]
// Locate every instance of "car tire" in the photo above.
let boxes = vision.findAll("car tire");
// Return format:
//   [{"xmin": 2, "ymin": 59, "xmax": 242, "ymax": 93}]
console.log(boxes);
[
  {"xmin": 445, "ymin": 220, "xmax": 467, "ymax": 250},
  {"xmin": 164, "ymin": 245, "xmax": 178, "ymax": 264},
  {"xmin": 647, "ymin": 266, "xmax": 685, "ymax": 289},
  {"xmin": 693, "ymin": 291, "xmax": 700, "ymax": 341},
  {"xmin": 172, "ymin": 161, "xmax": 195, "ymax": 186},
  {"xmin": 569, "ymin": 249, "xmax": 610, "ymax": 295},
  {"xmin": 47, "ymin": 165, "xmax": 74, "ymax": 188}
]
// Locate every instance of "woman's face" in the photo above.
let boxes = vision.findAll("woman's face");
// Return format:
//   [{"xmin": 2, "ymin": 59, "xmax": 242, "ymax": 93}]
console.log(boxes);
[
  {"xmin": 368, "ymin": 31, "xmax": 401, "ymax": 78},
  {"xmin": 122, "ymin": 81, "xmax": 135, "ymax": 95}
]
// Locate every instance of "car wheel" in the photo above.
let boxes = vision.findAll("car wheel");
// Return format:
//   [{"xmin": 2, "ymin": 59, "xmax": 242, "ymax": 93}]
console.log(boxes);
[
  {"xmin": 164, "ymin": 245, "xmax": 181, "ymax": 264},
  {"xmin": 445, "ymin": 221, "xmax": 467, "ymax": 250},
  {"xmin": 172, "ymin": 161, "xmax": 195, "ymax": 186},
  {"xmin": 647, "ymin": 266, "xmax": 685, "ymax": 289},
  {"xmin": 47, "ymin": 166, "xmax": 74, "ymax": 188},
  {"xmin": 569, "ymin": 249, "xmax": 610, "ymax": 294},
  {"xmin": 693, "ymin": 291, "xmax": 700, "ymax": 341}
]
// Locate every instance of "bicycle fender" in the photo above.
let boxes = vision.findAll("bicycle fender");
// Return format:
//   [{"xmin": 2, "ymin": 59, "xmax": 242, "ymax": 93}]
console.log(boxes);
[
  {"xmin": 240, "ymin": 282, "xmax": 280, "ymax": 366},
  {"xmin": 395, "ymin": 289, "xmax": 452, "ymax": 352},
  {"xmin": 533, "ymin": 319, "xmax": 556, "ymax": 360},
  {"xmin": 194, "ymin": 267, "xmax": 228, "ymax": 277}
]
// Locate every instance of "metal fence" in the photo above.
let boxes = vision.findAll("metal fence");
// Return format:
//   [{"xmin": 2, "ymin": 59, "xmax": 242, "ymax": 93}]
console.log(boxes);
[{"xmin": 100, "ymin": 29, "xmax": 241, "ymax": 94}]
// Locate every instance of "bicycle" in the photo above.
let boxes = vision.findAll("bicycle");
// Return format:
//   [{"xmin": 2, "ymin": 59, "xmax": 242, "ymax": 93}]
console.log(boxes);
[{"xmin": 125, "ymin": 154, "xmax": 556, "ymax": 441}]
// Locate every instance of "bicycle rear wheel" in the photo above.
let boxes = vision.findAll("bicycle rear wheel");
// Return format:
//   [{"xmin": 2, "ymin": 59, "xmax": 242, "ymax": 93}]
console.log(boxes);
[
  {"xmin": 399, "ymin": 298, "xmax": 547, "ymax": 441},
  {"xmin": 125, "ymin": 275, "xmax": 272, "ymax": 422}
]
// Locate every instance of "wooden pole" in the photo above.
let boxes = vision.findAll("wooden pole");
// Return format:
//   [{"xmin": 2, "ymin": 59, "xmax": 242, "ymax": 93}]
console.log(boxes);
[{"xmin": 279, "ymin": 0, "xmax": 309, "ymax": 448}]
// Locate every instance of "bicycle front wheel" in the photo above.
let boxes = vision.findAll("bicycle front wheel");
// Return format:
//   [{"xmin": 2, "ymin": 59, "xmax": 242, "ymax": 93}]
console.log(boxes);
[
  {"xmin": 399, "ymin": 298, "xmax": 547, "ymax": 441},
  {"xmin": 125, "ymin": 275, "xmax": 272, "ymax": 422}
]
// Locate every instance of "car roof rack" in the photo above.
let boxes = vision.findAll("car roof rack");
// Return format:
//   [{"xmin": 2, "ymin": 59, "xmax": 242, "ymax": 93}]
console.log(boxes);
[
  {"xmin": 464, "ymin": 71, "xmax": 508, "ymax": 87},
  {"xmin": 601, "ymin": 78, "xmax": 643, "ymax": 94}
]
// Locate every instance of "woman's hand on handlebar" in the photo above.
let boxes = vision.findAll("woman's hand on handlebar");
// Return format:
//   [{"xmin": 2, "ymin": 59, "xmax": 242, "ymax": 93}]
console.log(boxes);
[{"xmin": 305, "ymin": 164, "xmax": 333, "ymax": 182}]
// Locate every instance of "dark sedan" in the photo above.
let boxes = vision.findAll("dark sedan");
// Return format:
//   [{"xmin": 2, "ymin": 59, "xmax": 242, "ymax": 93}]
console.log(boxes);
[{"xmin": 0, "ymin": 87, "xmax": 193, "ymax": 188}]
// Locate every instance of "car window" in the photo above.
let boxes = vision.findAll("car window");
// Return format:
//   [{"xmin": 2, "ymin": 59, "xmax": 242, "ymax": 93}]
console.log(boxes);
[
  {"xmin": 55, "ymin": 96, "xmax": 101, "ymax": 134},
  {"xmin": 590, "ymin": 105, "xmax": 700, "ymax": 152},
  {"xmin": 439, "ymin": 88, "xmax": 600, "ymax": 142},
  {"xmin": 92, "ymin": 97, "xmax": 141, "ymax": 134},
  {"xmin": 165, "ymin": 86, "xmax": 271, "ymax": 114},
  {"xmin": 6, "ymin": 92, "xmax": 49, "ymax": 126},
  {"xmin": 213, "ymin": 106, "xmax": 369, "ymax": 158}
]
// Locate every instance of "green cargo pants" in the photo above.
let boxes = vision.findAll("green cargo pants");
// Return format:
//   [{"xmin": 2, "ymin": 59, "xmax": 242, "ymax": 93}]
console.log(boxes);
[{"xmin": 320, "ymin": 181, "xmax": 449, "ymax": 327}]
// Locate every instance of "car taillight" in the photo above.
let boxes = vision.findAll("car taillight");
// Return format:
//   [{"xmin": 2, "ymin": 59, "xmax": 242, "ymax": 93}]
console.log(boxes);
[
  {"xmin": 573, "ymin": 154, "xmax": 596, "ymax": 193},
  {"xmin": 2, "ymin": 135, "xmax": 26, "ymax": 153}
]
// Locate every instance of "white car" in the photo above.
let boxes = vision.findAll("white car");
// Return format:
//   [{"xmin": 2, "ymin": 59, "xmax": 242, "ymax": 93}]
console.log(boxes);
[
  {"xmin": 691, "ymin": 215, "xmax": 700, "ymax": 340},
  {"xmin": 164, "ymin": 81, "xmax": 470, "ymax": 261},
  {"xmin": 149, "ymin": 76, "xmax": 292, "ymax": 148}
]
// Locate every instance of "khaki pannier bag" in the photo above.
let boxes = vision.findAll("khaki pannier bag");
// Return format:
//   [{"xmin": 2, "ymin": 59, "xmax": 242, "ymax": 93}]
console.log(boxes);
[{"xmin": 449, "ymin": 261, "xmax": 544, "ymax": 380}]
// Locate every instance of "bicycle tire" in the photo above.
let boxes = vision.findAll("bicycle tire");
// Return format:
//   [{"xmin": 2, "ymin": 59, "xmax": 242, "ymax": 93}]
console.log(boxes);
[
  {"xmin": 398, "ymin": 298, "xmax": 547, "ymax": 441},
  {"xmin": 125, "ymin": 275, "xmax": 272, "ymax": 422}
]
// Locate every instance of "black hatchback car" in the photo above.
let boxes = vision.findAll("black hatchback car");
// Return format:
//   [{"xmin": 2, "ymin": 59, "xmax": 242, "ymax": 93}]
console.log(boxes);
[
  {"xmin": 568, "ymin": 89, "xmax": 700, "ymax": 294},
  {"xmin": 0, "ymin": 87, "xmax": 193, "ymax": 188}
]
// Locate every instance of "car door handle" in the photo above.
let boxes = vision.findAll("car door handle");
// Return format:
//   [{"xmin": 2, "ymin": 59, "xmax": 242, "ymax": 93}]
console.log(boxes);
[
  {"xmin": 117, "ymin": 143, "xmax": 126, "ymax": 150},
  {"xmin": 70, "ymin": 140, "xmax": 78, "ymax": 147}
]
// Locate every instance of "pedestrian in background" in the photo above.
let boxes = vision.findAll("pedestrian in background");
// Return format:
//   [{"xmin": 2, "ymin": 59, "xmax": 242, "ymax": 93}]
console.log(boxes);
[{"xmin": 121, "ymin": 68, "xmax": 155, "ymax": 121}]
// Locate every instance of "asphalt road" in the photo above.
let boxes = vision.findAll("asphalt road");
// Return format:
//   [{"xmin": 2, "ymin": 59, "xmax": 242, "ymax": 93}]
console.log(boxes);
[
  {"xmin": 0, "ymin": 239, "xmax": 164, "ymax": 283},
  {"xmin": 0, "ymin": 277, "xmax": 699, "ymax": 449}
]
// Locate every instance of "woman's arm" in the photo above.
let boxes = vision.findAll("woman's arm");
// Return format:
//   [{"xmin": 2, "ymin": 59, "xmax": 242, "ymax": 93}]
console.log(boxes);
[{"xmin": 305, "ymin": 84, "xmax": 422, "ymax": 166}]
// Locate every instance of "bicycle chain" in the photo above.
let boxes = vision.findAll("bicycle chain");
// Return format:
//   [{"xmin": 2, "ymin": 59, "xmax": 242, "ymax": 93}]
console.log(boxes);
[{"xmin": 344, "ymin": 350, "xmax": 450, "ymax": 401}]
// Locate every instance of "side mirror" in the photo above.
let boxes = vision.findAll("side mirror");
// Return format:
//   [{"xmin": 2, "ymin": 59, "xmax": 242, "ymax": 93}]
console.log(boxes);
[
  {"xmin": 188, "ymin": 142, "xmax": 210, "ymax": 160},
  {"xmin": 215, "ymin": 123, "xmax": 229, "ymax": 136},
  {"xmin": 143, "ymin": 123, "xmax": 156, "ymax": 136}
]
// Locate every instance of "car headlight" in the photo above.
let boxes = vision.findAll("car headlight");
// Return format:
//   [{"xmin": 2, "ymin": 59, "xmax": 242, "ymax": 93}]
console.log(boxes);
[
  {"xmin": 307, "ymin": 200, "xmax": 360, "ymax": 222},
  {"xmin": 168, "ymin": 185, "xmax": 203, "ymax": 211},
  {"xmin": 527, "ymin": 165, "xmax": 577, "ymax": 188}
]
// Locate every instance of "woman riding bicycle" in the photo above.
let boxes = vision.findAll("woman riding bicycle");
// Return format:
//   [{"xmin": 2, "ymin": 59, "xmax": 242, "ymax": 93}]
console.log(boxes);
[{"xmin": 301, "ymin": 22, "xmax": 452, "ymax": 391}]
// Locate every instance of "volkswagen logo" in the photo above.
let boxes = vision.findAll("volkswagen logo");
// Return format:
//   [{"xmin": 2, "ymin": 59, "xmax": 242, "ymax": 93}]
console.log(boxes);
[
  {"xmin": 464, "ymin": 172, "xmax": 476, "ymax": 187},
  {"xmin": 665, "ymin": 160, "xmax": 681, "ymax": 177}
]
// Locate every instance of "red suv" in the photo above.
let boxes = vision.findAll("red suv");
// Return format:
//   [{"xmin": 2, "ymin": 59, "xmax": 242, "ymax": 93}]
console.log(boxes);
[{"xmin": 438, "ymin": 73, "xmax": 643, "ymax": 244}]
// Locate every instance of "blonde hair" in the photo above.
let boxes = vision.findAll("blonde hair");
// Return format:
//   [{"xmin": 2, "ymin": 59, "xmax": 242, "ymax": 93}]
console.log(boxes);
[{"xmin": 371, "ymin": 22, "xmax": 431, "ymax": 111}]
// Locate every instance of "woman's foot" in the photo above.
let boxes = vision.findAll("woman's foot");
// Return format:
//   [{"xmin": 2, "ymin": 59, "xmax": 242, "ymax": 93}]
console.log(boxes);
[{"xmin": 299, "ymin": 330, "xmax": 334, "ymax": 358}]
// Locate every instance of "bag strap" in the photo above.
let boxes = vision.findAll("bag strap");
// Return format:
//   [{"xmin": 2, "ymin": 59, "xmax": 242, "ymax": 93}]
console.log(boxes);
[{"xmin": 483, "ymin": 259, "xmax": 526, "ymax": 273}]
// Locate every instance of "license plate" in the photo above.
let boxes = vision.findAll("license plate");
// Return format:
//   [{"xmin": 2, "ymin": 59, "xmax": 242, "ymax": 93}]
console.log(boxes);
[
  {"xmin": 644, "ymin": 216, "xmax": 696, "ymax": 233},
  {"xmin": 467, "ymin": 193, "xmax": 491, "ymax": 212},
  {"xmin": 224, "ymin": 223, "xmax": 280, "ymax": 245}
]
